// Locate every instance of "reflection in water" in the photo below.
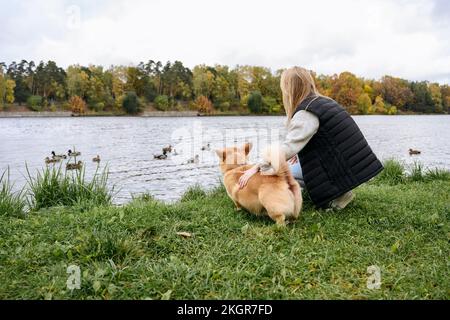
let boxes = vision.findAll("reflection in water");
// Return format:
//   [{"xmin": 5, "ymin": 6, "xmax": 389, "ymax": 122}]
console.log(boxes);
[{"xmin": 0, "ymin": 115, "xmax": 449, "ymax": 203}]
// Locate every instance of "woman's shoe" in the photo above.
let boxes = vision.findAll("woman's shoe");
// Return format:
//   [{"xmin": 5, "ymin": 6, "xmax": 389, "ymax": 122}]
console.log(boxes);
[{"xmin": 330, "ymin": 191, "xmax": 355, "ymax": 210}]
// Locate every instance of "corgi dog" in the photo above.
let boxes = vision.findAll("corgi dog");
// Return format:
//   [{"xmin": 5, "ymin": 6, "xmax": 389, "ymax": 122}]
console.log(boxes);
[{"xmin": 215, "ymin": 143, "xmax": 302, "ymax": 225}]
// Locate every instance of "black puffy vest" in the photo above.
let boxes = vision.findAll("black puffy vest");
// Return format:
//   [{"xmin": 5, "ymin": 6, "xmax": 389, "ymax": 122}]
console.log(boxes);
[{"xmin": 295, "ymin": 96, "xmax": 383, "ymax": 208}]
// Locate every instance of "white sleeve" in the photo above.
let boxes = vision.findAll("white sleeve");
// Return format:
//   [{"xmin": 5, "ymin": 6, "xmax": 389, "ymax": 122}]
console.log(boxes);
[
  {"xmin": 280, "ymin": 110, "xmax": 319, "ymax": 160},
  {"xmin": 258, "ymin": 110, "xmax": 319, "ymax": 173}
]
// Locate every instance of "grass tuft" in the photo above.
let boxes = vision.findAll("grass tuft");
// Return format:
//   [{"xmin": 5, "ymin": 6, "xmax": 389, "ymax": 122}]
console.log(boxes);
[
  {"xmin": 180, "ymin": 184, "xmax": 207, "ymax": 202},
  {"xmin": 374, "ymin": 159, "xmax": 405, "ymax": 185},
  {"xmin": 0, "ymin": 168, "xmax": 27, "ymax": 218},
  {"xmin": 26, "ymin": 164, "xmax": 112, "ymax": 211}
]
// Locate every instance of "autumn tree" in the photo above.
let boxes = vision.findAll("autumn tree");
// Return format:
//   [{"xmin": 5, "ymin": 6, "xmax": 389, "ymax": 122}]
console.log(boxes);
[
  {"xmin": 5, "ymin": 79, "xmax": 16, "ymax": 104},
  {"xmin": 331, "ymin": 72, "xmax": 363, "ymax": 110},
  {"xmin": 378, "ymin": 76, "xmax": 413, "ymax": 110},
  {"xmin": 373, "ymin": 95, "xmax": 386, "ymax": 114},
  {"xmin": 195, "ymin": 95, "xmax": 214, "ymax": 114},
  {"xmin": 357, "ymin": 93, "xmax": 372, "ymax": 114},
  {"xmin": 69, "ymin": 95, "xmax": 86, "ymax": 114},
  {"xmin": 428, "ymin": 83, "xmax": 443, "ymax": 113}
]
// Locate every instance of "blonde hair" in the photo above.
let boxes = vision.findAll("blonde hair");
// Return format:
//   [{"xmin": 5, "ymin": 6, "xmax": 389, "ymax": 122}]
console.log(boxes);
[{"xmin": 280, "ymin": 66, "xmax": 320, "ymax": 123}]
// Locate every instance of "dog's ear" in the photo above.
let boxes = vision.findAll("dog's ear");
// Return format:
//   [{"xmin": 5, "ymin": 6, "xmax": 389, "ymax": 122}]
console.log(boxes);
[
  {"xmin": 243, "ymin": 142, "xmax": 252, "ymax": 155},
  {"xmin": 215, "ymin": 149, "xmax": 226, "ymax": 161}
]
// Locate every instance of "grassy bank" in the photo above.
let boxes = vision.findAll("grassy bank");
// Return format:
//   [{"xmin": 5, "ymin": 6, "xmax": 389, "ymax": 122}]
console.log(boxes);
[{"xmin": 0, "ymin": 161, "xmax": 449, "ymax": 299}]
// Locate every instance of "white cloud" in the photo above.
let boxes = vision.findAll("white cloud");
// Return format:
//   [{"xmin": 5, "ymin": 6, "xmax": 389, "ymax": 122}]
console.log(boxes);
[{"xmin": 1, "ymin": 0, "xmax": 449, "ymax": 83}]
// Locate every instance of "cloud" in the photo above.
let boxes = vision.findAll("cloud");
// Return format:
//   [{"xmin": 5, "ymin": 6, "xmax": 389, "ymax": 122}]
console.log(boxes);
[{"xmin": 0, "ymin": 0, "xmax": 448, "ymax": 83}]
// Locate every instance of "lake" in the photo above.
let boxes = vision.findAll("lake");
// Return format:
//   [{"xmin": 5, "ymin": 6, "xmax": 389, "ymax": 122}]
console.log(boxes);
[{"xmin": 0, "ymin": 115, "xmax": 449, "ymax": 203}]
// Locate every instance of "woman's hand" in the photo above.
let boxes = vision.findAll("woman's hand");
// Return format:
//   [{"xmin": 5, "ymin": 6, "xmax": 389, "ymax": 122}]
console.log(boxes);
[
  {"xmin": 239, "ymin": 166, "xmax": 258, "ymax": 189},
  {"xmin": 288, "ymin": 156, "xmax": 298, "ymax": 165}
]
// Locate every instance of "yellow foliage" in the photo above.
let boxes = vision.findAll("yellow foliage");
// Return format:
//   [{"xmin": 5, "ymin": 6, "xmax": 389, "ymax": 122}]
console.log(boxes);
[
  {"xmin": 5, "ymin": 79, "xmax": 16, "ymax": 104},
  {"xmin": 195, "ymin": 95, "xmax": 214, "ymax": 114},
  {"xmin": 69, "ymin": 95, "xmax": 87, "ymax": 114}
]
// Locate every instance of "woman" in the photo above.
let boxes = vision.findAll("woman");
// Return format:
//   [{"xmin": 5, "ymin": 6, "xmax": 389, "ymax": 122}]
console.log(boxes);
[{"xmin": 239, "ymin": 67, "xmax": 383, "ymax": 209}]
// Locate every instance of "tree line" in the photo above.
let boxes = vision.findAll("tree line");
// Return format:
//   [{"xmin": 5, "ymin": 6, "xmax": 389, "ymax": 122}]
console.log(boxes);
[{"xmin": 0, "ymin": 59, "xmax": 448, "ymax": 115}]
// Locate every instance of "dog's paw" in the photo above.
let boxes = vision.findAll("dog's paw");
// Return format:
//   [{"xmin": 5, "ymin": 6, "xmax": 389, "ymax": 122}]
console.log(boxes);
[{"xmin": 234, "ymin": 207, "xmax": 242, "ymax": 212}]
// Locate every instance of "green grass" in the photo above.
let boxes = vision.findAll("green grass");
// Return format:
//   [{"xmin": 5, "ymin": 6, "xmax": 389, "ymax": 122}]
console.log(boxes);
[
  {"xmin": 26, "ymin": 164, "xmax": 112, "ymax": 211},
  {"xmin": 0, "ymin": 169, "xmax": 27, "ymax": 218},
  {"xmin": 0, "ymin": 161, "xmax": 448, "ymax": 299}
]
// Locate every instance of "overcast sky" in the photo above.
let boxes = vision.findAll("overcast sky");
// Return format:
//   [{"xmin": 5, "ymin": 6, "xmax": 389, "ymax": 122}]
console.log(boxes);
[{"xmin": 0, "ymin": 0, "xmax": 449, "ymax": 83}]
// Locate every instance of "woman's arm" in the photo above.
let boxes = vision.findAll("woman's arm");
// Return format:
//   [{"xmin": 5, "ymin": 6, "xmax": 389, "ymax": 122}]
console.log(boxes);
[
  {"xmin": 238, "ymin": 164, "xmax": 260, "ymax": 189},
  {"xmin": 280, "ymin": 110, "xmax": 320, "ymax": 160},
  {"xmin": 239, "ymin": 111, "xmax": 319, "ymax": 188}
]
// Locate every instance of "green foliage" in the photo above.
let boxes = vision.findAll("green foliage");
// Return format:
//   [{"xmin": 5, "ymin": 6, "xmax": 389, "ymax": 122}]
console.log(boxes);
[
  {"xmin": 27, "ymin": 95, "xmax": 43, "ymax": 111},
  {"xmin": 263, "ymin": 96, "xmax": 281, "ymax": 114},
  {"xmin": 357, "ymin": 93, "xmax": 373, "ymax": 114},
  {"xmin": 2, "ymin": 59, "xmax": 448, "ymax": 115},
  {"xmin": 247, "ymin": 91, "xmax": 263, "ymax": 113},
  {"xmin": 180, "ymin": 184, "xmax": 207, "ymax": 202},
  {"xmin": 154, "ymin": 95, "xmax": 169, "ymax": 111},
  {"xmin": 26, "ymin": 165, "xmax": 112, "ymax": 211},
  {"xmin": 0, "ymin": 169, "xmax": 26, "ymax": 218},
  {"xmin": 122, "ymin": 91, "xmax": 141, "ymax": 114},
  {"xmin": 373, "ymin": 159, "xmax": 450, "ymax": 185}
]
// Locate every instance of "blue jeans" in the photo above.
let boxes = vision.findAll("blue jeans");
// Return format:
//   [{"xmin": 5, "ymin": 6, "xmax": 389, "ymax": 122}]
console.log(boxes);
[{"xmin": 288, "ymin": 155, "xmax": 304, "ymax": 187}]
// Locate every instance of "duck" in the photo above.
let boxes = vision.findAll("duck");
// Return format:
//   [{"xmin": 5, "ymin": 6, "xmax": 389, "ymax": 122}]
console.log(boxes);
[
  {"xmin": 68, "ymin": 149, "xmax": 81, "ymax": 157},
  {"xmin": 66, "ymin": 161, "xmax": 83, "ymax": 170},
  {"xmin": 187, "ymin": 155, "xmax": 200, "ymax": 164},
  {"xmin": 51, "ymin": 151, "xmax": 67, "ymax": 160},
  {"xmin": 92, "ymin": 155, "xmax": 101, "ymax": 162},
  {"xmin": 154, "ymin": 150, "xmax": 168, "ymax": 160},
  {"xmin": 45, "ymin": 157, "xmax": 59, "ymax": 164},
  {"xmin": 409, "ymin": 148, "xmax": 421, "ymax": 155},
  {"xmin": 201, "ymin": 143, "xmax": 211, "ymax": 151},
  {"xmin": 162, "ymin": 145, "xmax": 173, "ymax": 153}
]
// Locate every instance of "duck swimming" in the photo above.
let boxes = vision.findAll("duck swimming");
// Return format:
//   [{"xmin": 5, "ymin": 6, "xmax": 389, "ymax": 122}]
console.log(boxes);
[
  {"xmin": 51, "ymin": 151, "xmax": 67, "ymax": 160},
  {"xmin": 45, "ymin": 157, "xmax": 59, "ymax": 164},
  {"xmin": 68, "ymin": 149, "xmax": 81, "ymax": 157},
  {"xmin": 66, "ymin": 161, "xmax": 83, "ymax": 170},
  {"xmin": 92, "ymin": 155, "xmax": 101, "ymax": 162},
  {"xmin": 187, "ymin": 155, "xmax": 200, "ymax": 164},
  {"xmin": 154, "ymin": 150, "xmax": 168, "ymax": 160},
  {"xmin": 409, "ymin": 148, "xmax": 421, "ymax": 155},
  {"xmin": 162, "ymin": 145, "xmax": 173, "ymax": 153}
]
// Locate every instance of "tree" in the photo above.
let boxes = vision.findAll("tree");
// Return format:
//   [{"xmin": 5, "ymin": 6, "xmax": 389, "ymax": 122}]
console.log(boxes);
[
  {"xmin": 154, "ymin": 95, "xmax": 169, "ymax": 111},
  {"xmin": 69, "ymin": 95, "xmax": 86, "ymax": 114},
  {"xmin": 247, "ymin": 91, "xmax": 263, "ymax": 113},
  {"xmin": 5, "ymin": 79, "xmax": 16, "ymax": 103},
  {"xmin": 440, "ymin": 85, "xmax": 450, "ymax": 113},
  {"xmin": 429, "ymin": 83, "xmax": 443, "ymax": 113},
  {"xmin": 373, "ymin": 95, "xmax": 386, "ymax": 114},
  {"xmin": 357, "ymin": 93, "xmax": 372, "ymax": 114},
  {"xmin": 0, "ymin": 68, "xmax": 5, "ymax": 109},
  {"xmin": 407, "ymin": 81, "xmax": 434, "ymax": 113},
  {"xmin": 122, "ymin": 91, "xmax": 141, "ymax": 114},
  {"xmin": 195, "ymin": 95, "xmax": 214, "ymax": 114},
  {"xmin": 379, "ymin": 76, "xmax": 413, "ymax": 110},
  {"xmin": 331, "ymin": 72, "xmax": 363, "ymax": 109}
]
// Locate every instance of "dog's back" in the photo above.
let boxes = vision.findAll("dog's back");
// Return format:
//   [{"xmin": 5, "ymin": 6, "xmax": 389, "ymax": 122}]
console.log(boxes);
[{"xmin": 220, "ymin": 144, "xmax": 302, "ymax": 225}]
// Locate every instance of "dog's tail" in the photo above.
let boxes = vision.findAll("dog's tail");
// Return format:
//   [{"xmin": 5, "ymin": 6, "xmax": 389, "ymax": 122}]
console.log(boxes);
[
  {"xmin": 261, "ymin": 145, "xmax": 290, "ymax": 177},
  {"xmin": 262, "ymin": 145, "xmax": 302, "ymax": 215}
]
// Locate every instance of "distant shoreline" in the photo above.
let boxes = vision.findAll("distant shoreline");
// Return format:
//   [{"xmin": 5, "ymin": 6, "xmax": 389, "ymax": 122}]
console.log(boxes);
[{"xmin": 0, "ymin": 110, "xmax": 447, "ymax": 118}]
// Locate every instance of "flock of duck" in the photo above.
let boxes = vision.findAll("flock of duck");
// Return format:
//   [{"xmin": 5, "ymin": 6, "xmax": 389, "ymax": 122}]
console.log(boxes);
[
  {"xmin": 44, "ymin": 149, "xmax": 100, "ymax": 170},
  {"xmin": 43, "ymin": 145, "xmax": 421, "ymax": 171},
  {"xmin": 153, "ymin": 143, "xmax": 211, "ymax": 164}
]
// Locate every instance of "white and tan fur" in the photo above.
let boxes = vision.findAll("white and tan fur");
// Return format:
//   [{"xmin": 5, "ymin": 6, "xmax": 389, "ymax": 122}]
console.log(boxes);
[{"xmin": 215, "ymin": 143, "xmax": 302, "ymax": 225}]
